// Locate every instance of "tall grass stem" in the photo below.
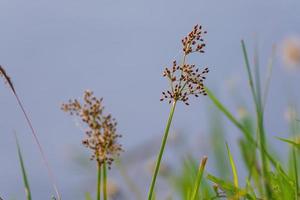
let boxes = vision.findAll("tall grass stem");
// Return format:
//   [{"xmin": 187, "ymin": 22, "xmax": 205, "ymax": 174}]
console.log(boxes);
[
  {"xmin": 97, "ymin": 163, "xmax": 102, "ymax": 200},
  {"xmin": 103, "ymin": 162, "xmax": 108, "ymax": 200},
  {"xmin": 147, "ymin": 101, "xmax": 177, "ymax": 200}
]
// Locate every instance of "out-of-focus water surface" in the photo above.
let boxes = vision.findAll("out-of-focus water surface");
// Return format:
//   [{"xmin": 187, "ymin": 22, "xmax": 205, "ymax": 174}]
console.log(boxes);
[{"xmin": 0, "ymin": 0, "xmax": 300, "ymax": 199}]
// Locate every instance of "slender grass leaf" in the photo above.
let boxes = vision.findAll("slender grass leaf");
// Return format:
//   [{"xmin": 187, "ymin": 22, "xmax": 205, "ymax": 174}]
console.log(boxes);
[
  {"xmin": 206, "ymin": 87, "xmax": 284, "ymax": 172},
  {"xmin": 85, "ymin": 192, "xmax": 93, "ymax": 200},
  {"xmin": 262, "ymin": 45, "xmax": 275, "ymax": 109},
  {"xmin": 206, "ymin": 174, "xmax": 253, "ymax": 199},
  {"xmin": 225, "ymin": 143, "xmax": 239, "ymax": 188},
  {"xmin": 15, "ymin": 133, "xmax": 32, "ymax": 200},
  {"xmin": 276, "ymin": 137, "xmax": 300, "ymax": 149},
  {"xmin": 191, "ymin": 156, "xmax": 208, "ymax": 200}
]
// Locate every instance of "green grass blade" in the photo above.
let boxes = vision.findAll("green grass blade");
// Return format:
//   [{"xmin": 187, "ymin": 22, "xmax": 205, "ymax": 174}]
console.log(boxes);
[
  {"xmin": 242, "ymin": 40, "xmax": 271, "ymax": 198},
  {"xmin": 205, "ymin": 87, "xmax": 253, "ymax": 143},
  {"xmin": 292, "ymin": 148, "xmax": 299, "ymax": 200},
  {"xmin": 205, "ymin": 87, "xmax": 283, "ymax": 171},
  {"xmin": 85, "ymin": 192, "xmax": 93, "ymax": 200},
  {"xmin": 241, "ymin": 40, "xmax": 258, "ymax": 107},
  {"xmin": 206, "ymin": 174, "xmax": 253, "ymax": 199},
  {"xmin": 191, "ymin": 156, "xmax": 208, "ymax": 200},
  {"xmin": 253, "ymin": 40, "xmax": 263, "ymax": 111},
  {"xmin": 262, "ymin": 45, "xmax": 275, "ymax": 109},
  {"xmin": 276, "ymin": 137, "xmax": 300, "ymax": 149},
  {"xmin": 15, "ymin": 133, "xmax": 32, "ymax": 200},
  {"xmin": 226, "ymin": 143, "xmax": 239, "ymax": 188},
  {"xmin": 209, "ymin": 108, "xmax": 229, "ymax": 178}
]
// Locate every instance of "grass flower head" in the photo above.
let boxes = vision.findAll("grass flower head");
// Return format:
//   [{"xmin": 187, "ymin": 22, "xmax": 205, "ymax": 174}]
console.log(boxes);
[
  {"xmin": 62, "ymin": 90, "xmax": 123, "ymax": 168},
  {"xmin": 160, "ymin": 25, "xmax": 209, "ymax": 105}
]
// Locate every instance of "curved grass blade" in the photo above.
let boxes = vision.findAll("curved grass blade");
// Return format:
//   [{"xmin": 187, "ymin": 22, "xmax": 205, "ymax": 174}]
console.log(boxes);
[
  {"xmin": 277, "ymin": 136, "xmax": 299, "ymax": 198},
  {"xmin": 206, "ymin": 86, "xmax": 288, "ymax": 188},
  {"xmin": 206, "ymin": 174, "xmax": 254, "ymax": 199},
  {"xmin": 15, "ymin": 132, "xmax": 32, "ymax": 200},
  {"xmin": 205, "ymin": 87, "xmax": 253, "ymax": 143},
  {"xmin": 225, "ymin": 143, "xmax": 238, "ymax": 188},
  {"xmin": 276, "ymin": 137, "xmax": 300, "ymax": 149},
  {"xmin": 85, "ymin": 192, "xmax": 93, "ymax": 200}
]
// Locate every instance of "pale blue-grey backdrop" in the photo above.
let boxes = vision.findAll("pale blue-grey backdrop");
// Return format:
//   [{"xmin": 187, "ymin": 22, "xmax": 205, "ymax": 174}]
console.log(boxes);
[{"xmin": 1, "ymin": 0, "xmax": 300, "ymax": 199}]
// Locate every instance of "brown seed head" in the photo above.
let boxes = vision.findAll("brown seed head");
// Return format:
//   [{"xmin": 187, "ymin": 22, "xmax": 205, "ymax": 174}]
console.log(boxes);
[
  {"xmin": 61, "ymin": 90, "xmax": 123, "ymax": 168},
  {"xmin": 0, "ymin": 65, "xmax": 16, "ymax": 93},
  {"xmin": 161, "ymin": 25, "xmax": 209, "ymax": 105},
  {"xmin": 181, "ymin": 24, "xmax": 207, "ymax": 55}
]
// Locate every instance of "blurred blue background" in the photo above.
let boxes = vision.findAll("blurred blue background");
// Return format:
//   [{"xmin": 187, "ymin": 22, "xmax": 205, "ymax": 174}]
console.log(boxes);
[{"xmin": 1, "ymin": 0, "xmax": 300, "ymax": 199}]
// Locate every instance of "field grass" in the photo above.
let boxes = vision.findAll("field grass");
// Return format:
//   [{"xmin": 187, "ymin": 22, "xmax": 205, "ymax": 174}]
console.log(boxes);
[{"xmin": 1, "ymin": 24, "xmax": 299, "ymax": 200}]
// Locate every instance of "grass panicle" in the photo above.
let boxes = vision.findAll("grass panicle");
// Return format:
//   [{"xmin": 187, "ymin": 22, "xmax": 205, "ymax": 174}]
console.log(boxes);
[
  {"xmin": 62, "ymin": 90, "xmax": 123, "ymax": 200},
  {"xmin": 148, "ymin": 24, "xmax": 209, "ymax": 200},
  {"xmin": 61, "ymin": 90, "xmax": 123, "ymax": 167}
]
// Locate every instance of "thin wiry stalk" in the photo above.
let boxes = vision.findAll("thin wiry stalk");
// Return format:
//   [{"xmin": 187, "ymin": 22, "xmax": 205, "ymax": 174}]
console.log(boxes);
[
  {"xmin": 97, "ymin": 163, "xmax": 102, "ymax": 200},
  {"xmin": 0, "ymin": 66, "xmax": 61, "ymax": 200},
  {"xmin": 154, "ymin": 25, "xmax": 209, "ymax": 199},
  {"xmin": 148, "ymin": 101, "xmax": 177, "ymax": 200},
  {"xmin": 103, "ymin": 162, "xmax": 108, "ymax": 200}
]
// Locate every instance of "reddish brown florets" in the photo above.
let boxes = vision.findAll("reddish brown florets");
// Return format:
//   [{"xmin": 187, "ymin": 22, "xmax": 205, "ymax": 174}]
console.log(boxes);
[
  {"xmin": 161, "ymin": 24, "xmax": 209, "ymax": 105},
  {"xmin": 181, "ymin": 24, "xmax": 207, "ymax": 55},
  {"xmin": 61, "ymin": 90, "xmax": 123, "ymax": 168}
]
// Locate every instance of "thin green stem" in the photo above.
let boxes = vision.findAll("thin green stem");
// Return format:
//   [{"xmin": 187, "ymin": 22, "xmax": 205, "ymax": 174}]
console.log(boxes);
[
  {"xmin": 293, "ymin": 148, "xmax": 299, "ymax": 200},
  {"xmin": 291, "ymin": 108, "xmax": 299, "ymax": 200},
  {"xmin": 97, "ymin": 163, "xmax": 102, "ymax": 200},
  {"xmin": 103, "ymin": 162, "xmax": 108, "ymax": 200},
  {"xmin": 147, "ymin": 101, "xmax": 177, "ymax": 200},
  {"xmin": 257, "ymin": 115, "xmax": 271, "ymax": 197}
]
